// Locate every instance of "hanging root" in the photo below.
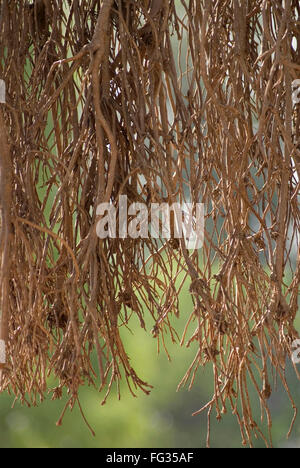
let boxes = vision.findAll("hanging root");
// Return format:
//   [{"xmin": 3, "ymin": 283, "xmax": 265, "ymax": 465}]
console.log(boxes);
[{"xmin": 0, "ymin": 0, "xmax": 299, "ymax": 446}]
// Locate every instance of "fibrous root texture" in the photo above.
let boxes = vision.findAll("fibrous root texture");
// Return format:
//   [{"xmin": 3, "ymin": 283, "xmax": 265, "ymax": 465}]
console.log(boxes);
[{"xmin": 0, "ymin": 0, "xmax": 299, "ymax": 447}]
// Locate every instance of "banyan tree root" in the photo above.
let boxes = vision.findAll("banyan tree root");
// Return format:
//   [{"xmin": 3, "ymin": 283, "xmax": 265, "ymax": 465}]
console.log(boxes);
[{"xmin": 0, "ymin": 0, "xmax": 299, "ymax": 447}]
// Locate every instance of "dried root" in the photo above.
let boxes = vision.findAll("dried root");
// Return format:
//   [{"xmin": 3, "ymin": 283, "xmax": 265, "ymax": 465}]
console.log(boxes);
[{"xmin": 0, "ymin": 0, "xmax": 299, "ymax": 447}]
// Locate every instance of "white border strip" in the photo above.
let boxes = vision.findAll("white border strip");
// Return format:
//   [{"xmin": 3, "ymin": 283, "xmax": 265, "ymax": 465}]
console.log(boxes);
[
  {"xmin": 0, "ymin": 339, "xmax": 6, "ymax": 364},
  {"xmin": 0, "ymin": 79, "xmax": 5, "ymax": 104}
]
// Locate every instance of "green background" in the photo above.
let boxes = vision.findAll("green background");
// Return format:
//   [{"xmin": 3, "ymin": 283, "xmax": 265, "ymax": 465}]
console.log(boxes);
[
  {"xmin": 1, "ymin": 286, "xmax": 299, "ymax": 448},
  {"xmin": 0, "ymin": 1, "xmax": 299, "ymax": 450}
]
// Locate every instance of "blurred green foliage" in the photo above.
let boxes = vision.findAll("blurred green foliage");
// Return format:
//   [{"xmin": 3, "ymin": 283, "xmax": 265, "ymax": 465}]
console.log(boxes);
[
  {"xmin": 1, "ymin": 1, "xmax": 299, "ymax": 449},
  {"xmin": 1, "ymin": 285, "xmax": 299, "ymax": 448}
]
